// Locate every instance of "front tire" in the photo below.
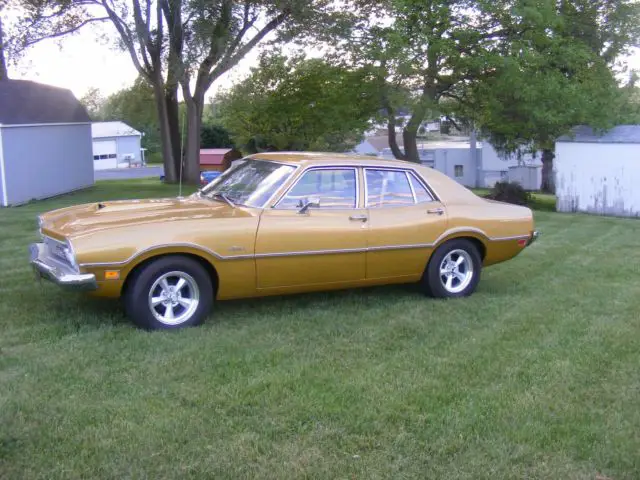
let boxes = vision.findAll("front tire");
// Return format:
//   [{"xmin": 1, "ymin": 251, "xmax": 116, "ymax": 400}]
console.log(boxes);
[
  {"xmin": 422, "ymin": 239, "xmax": 482, "ymax": 298},
  {"xmin": 124, "ymin": 256, "xmax": 214, "ymax": 330}
]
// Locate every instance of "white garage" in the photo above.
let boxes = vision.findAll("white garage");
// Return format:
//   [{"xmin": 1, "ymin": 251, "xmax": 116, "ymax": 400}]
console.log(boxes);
[
  {"xmin": 555, "ymin": 125, "xmax": 640, "ymax": 217},
  {"xmin": 91, "ymin": 121, "xmax": 143, "ymax": 171}
]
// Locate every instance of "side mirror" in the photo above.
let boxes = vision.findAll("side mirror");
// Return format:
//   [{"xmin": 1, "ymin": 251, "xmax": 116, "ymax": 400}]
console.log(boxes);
[{"xmin": 298, "ymin": 196, "xmax": 320, "ymax": 214}]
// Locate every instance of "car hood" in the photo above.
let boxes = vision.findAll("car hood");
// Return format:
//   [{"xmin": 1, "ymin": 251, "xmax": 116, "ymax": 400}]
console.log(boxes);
[{"xmin": 40, "ymin": 195, "xmax": 252, "ymax": 239}]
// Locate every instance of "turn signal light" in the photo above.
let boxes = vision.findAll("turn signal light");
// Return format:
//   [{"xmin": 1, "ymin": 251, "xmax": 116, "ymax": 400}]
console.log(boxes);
[{"xmin": 105, "ymin": 270, "xmax": 120, "ymax": 280}]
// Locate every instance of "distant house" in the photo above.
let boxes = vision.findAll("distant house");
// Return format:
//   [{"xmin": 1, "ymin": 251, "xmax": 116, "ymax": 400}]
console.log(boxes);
[
  {"xmin": 377, "ymin": 137, "xmax": 541, "ymax": 189},
  {"xmin": 353, "ymin": 135, "xmax": 398, "ymax": 156},
  {"xmin": 556, "ymin": 125, "xmax": 640, "ymax": 217},
  {"xmin": 0, "ymin": 80, "xmax": 93, "ymax": 207},
  {"xmin": 200, "ymin": 148, "xmax": 242, "ymax": 172},
  {"xmin": 91, "ymin": 121, "xmax": 143, "ymax": 170}
]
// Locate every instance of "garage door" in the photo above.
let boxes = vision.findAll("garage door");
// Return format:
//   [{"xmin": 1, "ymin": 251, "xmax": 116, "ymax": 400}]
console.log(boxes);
[{"xmin": 93, "ymin": 140, "xmax": 118, "ymax": 170}]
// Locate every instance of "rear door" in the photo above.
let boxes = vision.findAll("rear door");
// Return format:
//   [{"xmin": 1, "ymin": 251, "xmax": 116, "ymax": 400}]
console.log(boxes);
[{"xmin": 364, "ymin": 168, "xmax": 448, "ymax": 280}]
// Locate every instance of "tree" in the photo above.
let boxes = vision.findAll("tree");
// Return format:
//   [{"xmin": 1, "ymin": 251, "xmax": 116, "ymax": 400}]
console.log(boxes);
[
  {"xmin": 200, "ymin": 124, "xmax": 234, "ymax": 149},
  {"xmin": 79, "ymin": 87, "xmax": 106, "ymax": 120},
  {"xmin": 0, "ymin": 16, "xmax": 8, "ymax": 80},
  {"xmin": 9, "ymin": 0, "xmax": 344, "ymax": 183},
  {"xmin": 466, "ymin": 0, "xmax": 640, "ymax": 192},
  {"xmin": 327, "ymin": 0, "xmax": 551, "ymax": 164},
  {"xmin": 216, "ymin": 53, "xmax": 380, "ymax": 153}
]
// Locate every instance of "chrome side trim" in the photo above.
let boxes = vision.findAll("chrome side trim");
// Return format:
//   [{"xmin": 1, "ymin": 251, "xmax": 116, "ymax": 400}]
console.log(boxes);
[
  {"xmin": 490, "ymin": 234, "xmax": 532, "ymax": 242},
  {"xmin": 254, "ymin": 247, "xmax": 366, "ymax": 258},
  {"xmin": 79, "ymin": 242, "xmax": 255, "ymax": 268},
  {"xmin": 367, "ymin": 243, "xmax": 434, "ymax": 252},
  {"xmin": 78, "ymin": 231, "xmax": 531, "ymax": 267}
]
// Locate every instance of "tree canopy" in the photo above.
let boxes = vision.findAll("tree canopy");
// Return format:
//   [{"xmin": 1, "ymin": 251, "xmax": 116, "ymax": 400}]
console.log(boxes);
[{"xmin": 216, "ymin": 53, "xmax": 380, "ymax": 153}]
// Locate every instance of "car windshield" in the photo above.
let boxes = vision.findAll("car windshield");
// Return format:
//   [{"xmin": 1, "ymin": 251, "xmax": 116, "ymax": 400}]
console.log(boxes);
[{"xmin": 198, "ymin": 159, "xmax": 296, "ymax": 208}]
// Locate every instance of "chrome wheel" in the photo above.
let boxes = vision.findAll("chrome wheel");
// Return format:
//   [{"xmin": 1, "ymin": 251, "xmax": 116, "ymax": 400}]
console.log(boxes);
[
  {"xmin": 439, "ymin": 249, "xmax": 474, "ymax": 294},
  {"xmin": 148, "ymin": 271, "xmax": 200, "ymax": 326}
]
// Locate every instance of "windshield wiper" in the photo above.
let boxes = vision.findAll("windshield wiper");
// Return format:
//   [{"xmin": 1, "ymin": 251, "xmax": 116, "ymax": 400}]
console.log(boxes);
[{"xmin": 212, "ymin": 192, "xmax": 236, "ymax": 208}]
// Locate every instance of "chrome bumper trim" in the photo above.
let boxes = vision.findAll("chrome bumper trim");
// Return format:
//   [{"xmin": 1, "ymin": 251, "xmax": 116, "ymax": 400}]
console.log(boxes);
[
  {"xmin": 527, "ymin": 230, "xmax": 539, "ymax": 246},
  {"xmin": 29, "ymin": 243, "xmax": 97, "ymax": 291}
]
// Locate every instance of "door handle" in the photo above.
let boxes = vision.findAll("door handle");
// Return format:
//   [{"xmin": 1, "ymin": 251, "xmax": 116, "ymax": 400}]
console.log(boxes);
[
  {"xmin": 349, "ymin": 214, "xmax": 368, "ymax": 222},
  {"xmin": 427, "ymin": 207, "xmax": 444, "ymax": 215}
]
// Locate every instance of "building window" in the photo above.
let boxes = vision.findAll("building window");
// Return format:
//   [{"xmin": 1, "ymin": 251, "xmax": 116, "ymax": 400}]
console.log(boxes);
[{"xmin": 454, "ymin": 165, "xmax": 464, "ymax": 177}]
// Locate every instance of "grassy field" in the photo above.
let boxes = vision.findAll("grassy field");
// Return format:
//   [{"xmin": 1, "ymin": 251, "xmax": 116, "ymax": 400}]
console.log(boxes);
[{"xmin": 1, "ymin": 180, "xmax": 640, "ymax": 479}]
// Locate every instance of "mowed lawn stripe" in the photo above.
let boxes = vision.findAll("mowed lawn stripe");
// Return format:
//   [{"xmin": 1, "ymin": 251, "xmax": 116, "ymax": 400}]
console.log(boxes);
[{"xmin": 1, "ymin": 180, "xmax": 639, "ymax": 479}]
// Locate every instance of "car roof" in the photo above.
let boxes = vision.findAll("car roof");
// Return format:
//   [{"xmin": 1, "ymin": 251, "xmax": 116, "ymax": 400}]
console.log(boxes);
[{"xmin": 247, "ymin": 151, "xmax": 419, "ymax": 168}]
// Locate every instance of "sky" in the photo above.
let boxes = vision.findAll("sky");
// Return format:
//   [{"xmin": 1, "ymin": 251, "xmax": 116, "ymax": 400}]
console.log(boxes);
[
  {"xmin": 11, "ymin": 22, "xmax": 640, "ymax": 101},
  {"xmin": 12, "ymin": 25, "xmax": 261, "ymax": 100}
]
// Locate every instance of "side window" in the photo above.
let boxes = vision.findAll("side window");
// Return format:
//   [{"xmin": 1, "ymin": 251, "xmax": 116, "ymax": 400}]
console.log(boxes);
[
  {"xmin": 366, "ymin": 169, "xmax": 414, "ymax": 208},
  {"xmin": 277, "ymin": 168, "xmax": 357, "ymax": 209},
  {"xmin": 408, "ymin": 172, "xmax": 434, "ymax": 203}
]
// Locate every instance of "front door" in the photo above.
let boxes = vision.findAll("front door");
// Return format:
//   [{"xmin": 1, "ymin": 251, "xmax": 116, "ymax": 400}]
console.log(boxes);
[
  {"xmin": 363, "ymin": 168, "xmax": 448, "ymax": 280},
  {"xmin": 255, "ymin": 167, "xmax": 368, "ymax": 289}
]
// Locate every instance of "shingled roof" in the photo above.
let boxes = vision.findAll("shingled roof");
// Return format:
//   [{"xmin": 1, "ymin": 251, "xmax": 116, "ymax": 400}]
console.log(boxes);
[
  {"xmin": 557, "ymin": 125, "xmax": 640, "ymax": 144},
  {"xmin": 0, "ymin": 80, "xmax": 90, "ymax": 126}
]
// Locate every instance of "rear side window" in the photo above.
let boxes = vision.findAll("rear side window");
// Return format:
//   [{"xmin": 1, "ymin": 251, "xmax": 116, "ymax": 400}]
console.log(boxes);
[
  {"xmin": 366, "ymin": 169, "xmax": 414, "ymax": 208},
  {"xmin": 408, "ymin": 173, "xmax": 434, "ymax": 203}
]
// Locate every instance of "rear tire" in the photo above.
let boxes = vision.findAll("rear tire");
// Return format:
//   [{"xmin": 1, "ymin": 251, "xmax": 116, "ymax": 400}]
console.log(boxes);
[
  {"xmin": 124, "ymin": 255, "xmax": 214, "ymax": 330},
  {"xmin": 422, "ymin": 239, "xmax": 482, "ymax": 298}
]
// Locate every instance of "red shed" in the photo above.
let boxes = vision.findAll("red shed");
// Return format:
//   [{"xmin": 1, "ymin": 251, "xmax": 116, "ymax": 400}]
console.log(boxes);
[{"xmin": 199, "ymin": 148, "xmax": 242, "ymax": 172}]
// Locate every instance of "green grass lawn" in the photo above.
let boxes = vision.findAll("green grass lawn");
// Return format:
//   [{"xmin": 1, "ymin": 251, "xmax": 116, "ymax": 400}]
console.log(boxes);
[{"xmin": 2, "ymin": 180, "xmax": 640, "ymax": 479}]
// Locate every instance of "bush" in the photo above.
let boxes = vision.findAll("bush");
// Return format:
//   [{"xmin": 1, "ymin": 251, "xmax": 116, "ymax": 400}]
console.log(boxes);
[{"xmin": 485, "ymin": 181, "xmax": 532, "ymax": 206}]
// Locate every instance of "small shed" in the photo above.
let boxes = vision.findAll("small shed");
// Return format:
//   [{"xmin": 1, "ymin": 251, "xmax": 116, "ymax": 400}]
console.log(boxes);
[
  {"xmin": 200, "ymin": 148, "xmax": 242, "ymax": 172},
  {"xmin": 0, "ymin": 80, "xmax": 93, "ymax": 207},
  {"xmin": 556, "ymin": 125, "xmax": 640, "ymax": 217},
  {"xmin": 92, "ymin": 121, "xmax": 143, "ymax": 170}
]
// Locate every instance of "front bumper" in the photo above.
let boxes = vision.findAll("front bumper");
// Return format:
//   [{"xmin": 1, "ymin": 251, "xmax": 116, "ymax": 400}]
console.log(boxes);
[
  {"xmin": 526, "ymin": 230, "xmax": 539, "ymax": 246},
  {"xmin": 29, "ymin": 243, "xmax": 97, "ymax": 291}
]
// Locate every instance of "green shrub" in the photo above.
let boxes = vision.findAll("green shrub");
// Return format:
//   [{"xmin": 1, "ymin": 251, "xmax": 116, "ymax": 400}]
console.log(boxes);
[{"xmin": 485, "ymin": 181, "xmax": 532, "ymax": 206}]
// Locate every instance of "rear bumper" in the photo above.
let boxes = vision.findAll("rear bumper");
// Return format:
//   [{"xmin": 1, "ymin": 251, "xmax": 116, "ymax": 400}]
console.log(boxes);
[
  {"xmin": 29, "ymin": 243, "xmax": 97, "ymax": 291},
  {"xmin": 526, "ymin": 230, "xmax": 539, "ymax": 246}
]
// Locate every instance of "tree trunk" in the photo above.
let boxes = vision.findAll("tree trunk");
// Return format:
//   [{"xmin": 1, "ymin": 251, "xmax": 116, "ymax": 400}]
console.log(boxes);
[
  {"xmin": 152, "ymin": 82, "xmax": 178, "ymax": 183},
  {"xmin": 0, "ymin": 17, "xmax": 8, "ymax": 81},
  {"xmin": 164, "ymin": 86, "xmax": 182, "ymax": 174},
  {"xmin": 541, "ymin": 148, "xmax": 555, "ymax": 193},
  {"xmin": 402, "ymin": 128, "xmax": 420, "ymax": 163},
  {"xmin": 183, "ymin": 95, "xmax": 203, "ymax": 185},
  {"xmin": 387, "ymin": 116, "xmax": 407, "ymax": 160}
]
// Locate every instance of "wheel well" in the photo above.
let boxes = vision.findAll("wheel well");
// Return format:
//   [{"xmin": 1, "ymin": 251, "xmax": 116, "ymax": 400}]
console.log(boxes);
[
  {"xmin": 121, "ymin": 253, "xmax": 219, "ymax": 297},
  {"xmin": 434, "ymin": 236, "xmax": 487, "ymax": 261},
  {"xmin": 461, "ymin": 236, "xmax": 486, "ymax": 261}
]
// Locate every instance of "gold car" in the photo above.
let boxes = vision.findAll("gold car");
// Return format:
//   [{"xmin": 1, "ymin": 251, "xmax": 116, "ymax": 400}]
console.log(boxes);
[{"xmin": 30, "ymin": 152, "xmax": 538, "ymax": 330}]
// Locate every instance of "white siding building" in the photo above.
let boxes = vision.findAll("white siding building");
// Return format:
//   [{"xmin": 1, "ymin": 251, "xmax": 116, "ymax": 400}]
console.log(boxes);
[
  {"xmin": 556, "ymin": 125, "xmax": 640, "ymax": 217},
  {"xmin": 91, "ymin": 121, "xmax": 143, "ymax": 170},
  {"xmin": 0, "ymin": 80, "xmax": 94, "ymax": 207}
]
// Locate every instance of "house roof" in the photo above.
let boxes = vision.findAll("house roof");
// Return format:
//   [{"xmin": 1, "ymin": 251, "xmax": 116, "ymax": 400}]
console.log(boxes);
[
  {"xmin": 557, "ymin": 125, "xmax": 640, "ymax": 144},
  {"xmin": 200, "ymin": 148, "xmax": 237, "ymax": 165},
  {"xmin": 0, "ymin": 80, "xmax": 90, "ymax": 126},
  {"xmin": 92, "ymin": 121, "xmax": 141, "ymax": 138}
]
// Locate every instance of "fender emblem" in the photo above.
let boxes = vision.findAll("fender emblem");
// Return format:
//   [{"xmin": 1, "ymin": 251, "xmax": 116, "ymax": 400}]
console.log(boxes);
[{"xmin": 228, "ymin": 246, "xmax": 246, "ymax": 252}]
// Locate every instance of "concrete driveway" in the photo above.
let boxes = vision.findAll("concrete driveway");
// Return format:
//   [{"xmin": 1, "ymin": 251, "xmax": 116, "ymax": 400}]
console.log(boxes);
[{"xmin": 95, "ymin": 166, "xmax": 164, "ymax": 181}]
